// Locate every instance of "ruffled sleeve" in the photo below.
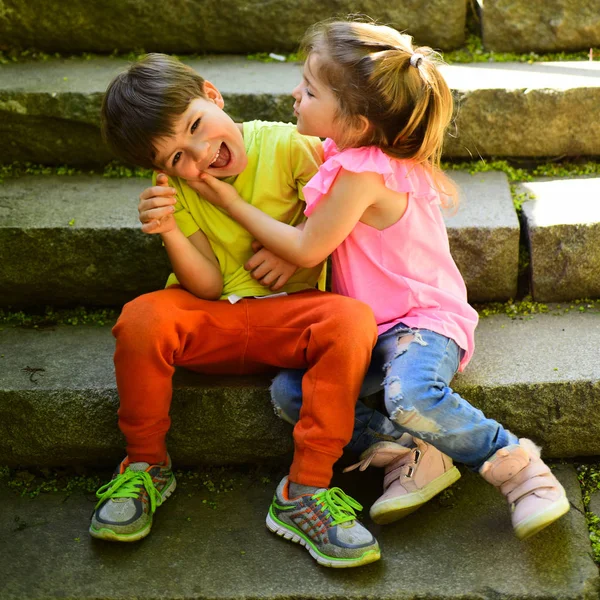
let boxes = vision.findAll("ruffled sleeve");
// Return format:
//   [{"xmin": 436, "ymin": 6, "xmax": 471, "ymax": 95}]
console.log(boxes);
[{"xmin": 303, "ymin": 140, "xmax": 437, "ymax": 216}]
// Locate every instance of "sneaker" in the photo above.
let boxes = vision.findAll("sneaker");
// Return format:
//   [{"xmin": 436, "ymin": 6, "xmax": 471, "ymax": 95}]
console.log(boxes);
[
  {"xmin": 479, "ymin": 438, "xmax": 570, "ymax": 539},
  {"xmin": 89, "ymin": 455, "xmax": 176, "ymax": 542},
  {"xmin": 345, "ymin": 434, "xmax": 461, "ymax": 524},
  {"xmin": 266, "ymin": 476, "xmax": 380, "ymax": 568}
]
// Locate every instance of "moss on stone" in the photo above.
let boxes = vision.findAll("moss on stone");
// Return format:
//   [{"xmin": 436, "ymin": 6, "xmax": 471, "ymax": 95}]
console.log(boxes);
[
  {"xmin": 1, "ymin": 34, "xmax": 598, "ymax": 65},
  {"xmin": 0, "ymin": 306, "xmax": 120, "ymax": 328},
  {"xmin": 474, "ymin": 297, "xmax": 600, "ymax": 318},
  {"xmin": 576, "ymin": 462, "xmax": 600, "ymax": 564}
]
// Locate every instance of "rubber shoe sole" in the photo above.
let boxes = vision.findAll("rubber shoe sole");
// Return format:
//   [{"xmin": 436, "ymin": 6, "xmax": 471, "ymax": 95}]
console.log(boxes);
[
  {"xmin": 89, "ymin": 477, "xmax": 177, "ymax": 542},
  {"xmin": 370, "ymin": 465, "xmax": 461, "ymax": 524},
  {"xmin": 266, "ymin": 507, "xmax": 380, "ymax": 568},
  {"xmin": 514, "ymin": 495, "xmax": 570, "ymax": 540}
]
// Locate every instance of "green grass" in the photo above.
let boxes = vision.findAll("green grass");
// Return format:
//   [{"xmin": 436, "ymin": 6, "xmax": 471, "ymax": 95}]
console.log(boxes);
[
  {"xmin": 443, "ymin": 34, "xmax": 598, "ymax": 64},
  {"xmin": 0, "ymin": 161, "xmax": 152, "ymax": 183},
  {"xmin": 474, "ymin": 297, "xmax": 600, "ymax": 319},
  {"xmin": 0, "ymin": 306, "xmax": 120, "ymax": 328},
  {"xmin": 576, "ymin": 462, "xmax": 600, "ymax": 564},
  {"xmin": 1, "ymin": 33, "xmax": 597, "ymax": 66}
]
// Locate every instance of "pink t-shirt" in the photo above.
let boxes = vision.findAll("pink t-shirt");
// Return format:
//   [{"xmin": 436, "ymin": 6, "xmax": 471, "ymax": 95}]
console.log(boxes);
[{"xmin": 303, "ymin": 139, "xmax": 478, "ymax": 371}]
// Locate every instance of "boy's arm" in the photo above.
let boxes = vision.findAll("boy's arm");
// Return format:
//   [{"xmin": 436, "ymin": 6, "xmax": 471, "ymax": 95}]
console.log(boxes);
[{"xmin": 139, "ymin": 174, "xmax": 223, "ymax": 300}]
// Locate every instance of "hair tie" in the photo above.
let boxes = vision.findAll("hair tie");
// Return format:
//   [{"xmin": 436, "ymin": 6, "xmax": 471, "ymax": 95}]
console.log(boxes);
[{"xmin": 410, "ymin": 53, "xmax": 424, "ymax": 68}]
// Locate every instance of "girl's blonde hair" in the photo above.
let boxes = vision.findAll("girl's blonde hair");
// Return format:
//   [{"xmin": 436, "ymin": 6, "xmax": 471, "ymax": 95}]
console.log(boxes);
[{"xmin": 301, "ymin": 19, "xmax": 457, "ymax": 209}]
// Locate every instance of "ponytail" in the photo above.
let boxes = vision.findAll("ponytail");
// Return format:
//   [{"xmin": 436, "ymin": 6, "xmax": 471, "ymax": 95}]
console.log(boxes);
[{"xmin": 301, "ymin": 19, "xmax": 458, "ymax": 210}]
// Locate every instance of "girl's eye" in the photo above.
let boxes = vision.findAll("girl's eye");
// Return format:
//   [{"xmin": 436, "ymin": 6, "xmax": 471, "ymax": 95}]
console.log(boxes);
[
  {"xmin": 191, "ymin": 118, "xmax": 200, "ymax": 133},
  {"xmin": 172, "ymin": 152, "xmax": 182, "ymax": 167},
  {"xmin": 305, "ymin": 88, "xmax": 314, "ymax": 98}
]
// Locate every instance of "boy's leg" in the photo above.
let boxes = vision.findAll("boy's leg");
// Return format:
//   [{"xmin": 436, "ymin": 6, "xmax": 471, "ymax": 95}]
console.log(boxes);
[
  {"xmin": 113, "ymin": 287, "xmax": 255, "ymax": 465},
  {"xmin": 245, "ymin": 290, "xmax": 381, "ymax": 567},
  {"xmin": 91, "ymin": 286, "xmax": 263, "ymax": 542},
  {"xmin": 244, "ymin": 290, "xmax": 378, "ymax": 488},
  {"xmin": 93, "ymin": 287, "xmax": 377, "ymax": 545},
  {"xmin": 270, "ymin": 331, "xmax": 407, "ymax": 455}
]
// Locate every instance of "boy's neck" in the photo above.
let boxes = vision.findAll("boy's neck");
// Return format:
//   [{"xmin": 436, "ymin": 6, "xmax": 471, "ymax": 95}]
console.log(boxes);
[{"xmin": 236, "ymin": 123, "xmax": 244, "ymax": 138}]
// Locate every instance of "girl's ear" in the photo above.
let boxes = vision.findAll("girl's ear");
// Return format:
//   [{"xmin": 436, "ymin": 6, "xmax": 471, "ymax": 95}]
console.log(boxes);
[
  {"xmin": 203, "ymin": 81, "xmax": 225, "ymax": 109},
  {"xmin": 356, "ymin": 115, "xmax": 372, "ymax": 137}
]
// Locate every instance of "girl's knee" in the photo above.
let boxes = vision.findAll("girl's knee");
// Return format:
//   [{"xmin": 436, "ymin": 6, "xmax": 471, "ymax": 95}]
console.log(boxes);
[
  {"xmin": 384, "ymin": 378, "xmax": 445, "ymax": 433},
  {"xmin": 270, "ymin": 370, "xmax": 303, "ymax": 425}
]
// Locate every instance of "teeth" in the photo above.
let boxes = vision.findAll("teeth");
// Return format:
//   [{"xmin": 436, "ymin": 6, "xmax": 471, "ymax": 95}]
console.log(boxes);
[{"xmin": 209, "ymin": 146, "xmax": 221, "ymax": 167}]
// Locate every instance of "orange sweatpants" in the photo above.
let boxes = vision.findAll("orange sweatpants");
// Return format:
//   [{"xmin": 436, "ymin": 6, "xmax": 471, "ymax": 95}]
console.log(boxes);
[{"xmin": 112, "ymin": 287, "xmax": 377, "ymax": 488}]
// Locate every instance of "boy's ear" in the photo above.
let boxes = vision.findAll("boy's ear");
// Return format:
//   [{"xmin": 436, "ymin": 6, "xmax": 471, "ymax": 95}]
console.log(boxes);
[{"xmin": 203, "ymin": 81, "xmax": 225, "ymax": 109}]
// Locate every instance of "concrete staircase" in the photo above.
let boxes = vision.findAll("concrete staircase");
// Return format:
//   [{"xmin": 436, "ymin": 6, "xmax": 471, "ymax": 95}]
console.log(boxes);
[{"xmin": 1, "ymin": 1, "xmax": 600, "ymax": 598}]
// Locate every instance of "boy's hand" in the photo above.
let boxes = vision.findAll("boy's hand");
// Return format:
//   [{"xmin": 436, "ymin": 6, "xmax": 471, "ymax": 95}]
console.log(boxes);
[
  {"xmin": 245, "ymin": 241, "xmax": 298, "ymax": 291},
  {"xmin": 138, "ymin": 173, "xmax": 178, "ymax": 234},
  {"xmin": 186, "ymin": 173, "xmax": 241, "ymax": 211}
]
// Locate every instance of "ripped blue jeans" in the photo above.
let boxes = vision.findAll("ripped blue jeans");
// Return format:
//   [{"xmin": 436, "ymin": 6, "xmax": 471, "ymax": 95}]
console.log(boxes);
[{"xmin": 270, "ymin": 323, "xmax": 518, "ymax": 470}]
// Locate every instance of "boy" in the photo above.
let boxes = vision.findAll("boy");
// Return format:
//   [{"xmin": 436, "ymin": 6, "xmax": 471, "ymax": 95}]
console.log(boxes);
[{"xmin": 93, "ymin": 53, "xmax": 381, "ymax": 568}]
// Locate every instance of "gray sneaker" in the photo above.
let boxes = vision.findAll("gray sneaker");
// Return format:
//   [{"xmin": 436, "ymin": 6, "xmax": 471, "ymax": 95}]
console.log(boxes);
[
  {"xmin": 266, "ymin": 476, "xmax": 380, "ymax": 568},
  {"xmin": 89, "ymin": 456, "xmax": 176, "ymax": 542}
]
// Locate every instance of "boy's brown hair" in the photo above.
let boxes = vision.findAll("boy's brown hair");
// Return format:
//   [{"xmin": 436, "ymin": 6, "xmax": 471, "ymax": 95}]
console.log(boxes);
[{"xmin": 101, "ymin": 53, "xmax": 207, "ymax": 169}]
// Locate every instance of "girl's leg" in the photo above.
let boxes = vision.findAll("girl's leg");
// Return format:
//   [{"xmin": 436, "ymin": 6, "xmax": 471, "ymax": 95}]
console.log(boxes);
[
  {"xmin": 271, "ymin": 356, "xmax": 405, "ymax": 455},
  {"xmin": 382, "ymin": 327, "xmax": 517, "ymax": 469},
  {"xmin": 382, "ymin": 327, "xmax": 568, "ymax": 537}
]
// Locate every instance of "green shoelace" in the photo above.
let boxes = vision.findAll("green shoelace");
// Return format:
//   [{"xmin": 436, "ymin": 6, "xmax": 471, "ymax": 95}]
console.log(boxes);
[
  {"xmin": 95, "ymin": 469, "xmax": 164, "ymax": 514},
  {"xmin": 312, "ymin": 487, "xmax": 363, "ymax": 526}
]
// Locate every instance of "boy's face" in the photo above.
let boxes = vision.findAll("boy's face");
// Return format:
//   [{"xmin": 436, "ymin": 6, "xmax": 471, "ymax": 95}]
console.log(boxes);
[{"xmin": 153, "ymin": 82, "xmax": 247, "ymax": 182}]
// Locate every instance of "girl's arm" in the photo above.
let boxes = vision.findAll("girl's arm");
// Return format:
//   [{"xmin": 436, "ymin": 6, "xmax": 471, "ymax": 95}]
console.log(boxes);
[{"xmin": 188, "ymin": 169, "xmax": 379, "ymax": 268}]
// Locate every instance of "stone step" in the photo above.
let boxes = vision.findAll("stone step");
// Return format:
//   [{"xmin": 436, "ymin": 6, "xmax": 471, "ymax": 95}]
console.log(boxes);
[
  {"xmin": 0, "ymin": 0, "xmax": 466, "ymax": 55},
  {"xmin": 0, "ymin": 171, "xmax": 519, "ymax": 308},
  {"xmin": 520, "ymin": 177, "xmax": 600, "ymax": 302},
  {"xmin": 1, "ymin": 57, "xmax": 599, "ymax": 165},
  {"xmin": 479, "ymin": 0, "xmax": 600, "ymax": 53},
  {"xmin": 1, "ymin": 309, "xmax": 599, "ymax": 468},
  {"xmin": 0, "ymin": 463, "xmax": 596, "ymax": 600}
]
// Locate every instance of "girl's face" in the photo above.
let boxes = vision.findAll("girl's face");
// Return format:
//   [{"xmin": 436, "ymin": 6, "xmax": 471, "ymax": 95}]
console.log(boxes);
[{"xmin": 291, "ymin": 53, "xmax": 343, "ymax": 142}]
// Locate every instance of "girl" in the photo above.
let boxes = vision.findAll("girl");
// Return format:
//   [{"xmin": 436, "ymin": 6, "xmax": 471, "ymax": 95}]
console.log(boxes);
[{"xmin": 189, "ymin": 20, "xmax": 570, "ymax": 543}]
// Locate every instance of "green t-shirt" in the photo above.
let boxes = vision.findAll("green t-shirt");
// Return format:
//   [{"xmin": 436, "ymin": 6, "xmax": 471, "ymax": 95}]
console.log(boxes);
[{"xmin": 161, "ymin": 121, "xmax": 324, "ymax": 299}]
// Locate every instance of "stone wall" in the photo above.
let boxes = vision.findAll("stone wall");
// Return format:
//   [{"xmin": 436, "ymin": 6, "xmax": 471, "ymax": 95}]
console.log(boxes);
[
  {"xmin": 0, "ymin": 0, "xmax": 467, "ymax": 53},
  {"xmin": 480, "ymin": 0, "xmax": 600, "ymax": 52}
]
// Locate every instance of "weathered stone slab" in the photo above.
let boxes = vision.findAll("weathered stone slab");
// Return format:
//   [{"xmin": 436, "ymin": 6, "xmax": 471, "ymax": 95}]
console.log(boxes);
[
  {"xmin": 480, "ymin": 0, "xmax": 600, "ymax": 53},
  {"xmin": 0, "ymin": 175, "xmax": 171, "ymax": 308},
  {"xmin": 0, "ymin": 171, "xmax": 517, "ymax": 308},
  {"xmin": 520, "ymin": 178, "xmax": 600, "ymax": 302},
  {"xmin": 446, "ymin": 171, "xmax": 519, "ymax": 301},
  {"xmin": 443, "ymin": 61, "xmax": 600, "ymax": 158},
  {"xmin": 0, "ymin": 0, "xmax": 466, "ymax": 54},
  {"xmin": 0, "ymin": 324, "xmax": 289, "ymax": 467},
  {"xmin": 1, "ymin": 58, "xmax": 600, "ymax": 165},
  {"xmin": 1, "ymin": 310, "xmax": 599, "ymax": 467},
  {"xmin": 0, "ymin": 465, "xmax": 596, "ymax": 600}
]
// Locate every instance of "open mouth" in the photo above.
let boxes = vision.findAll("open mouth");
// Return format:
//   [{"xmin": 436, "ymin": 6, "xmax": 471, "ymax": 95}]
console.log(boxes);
[{"xmin": 209, "ymin": 143, "xmax": 232, "ymax": 169}]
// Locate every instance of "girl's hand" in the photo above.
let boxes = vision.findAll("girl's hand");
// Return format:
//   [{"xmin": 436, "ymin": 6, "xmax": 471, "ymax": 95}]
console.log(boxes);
[
  {"xmin": 245, "ymin": 241, "xmax": 298, "ymax": 291},
  {"xmin": 186, "ymin": 173, "xmax": 242, "ymax": 211},
  {"xmin": 138, "ymin": 173, "xmax": 178, "ymax": 234}
]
